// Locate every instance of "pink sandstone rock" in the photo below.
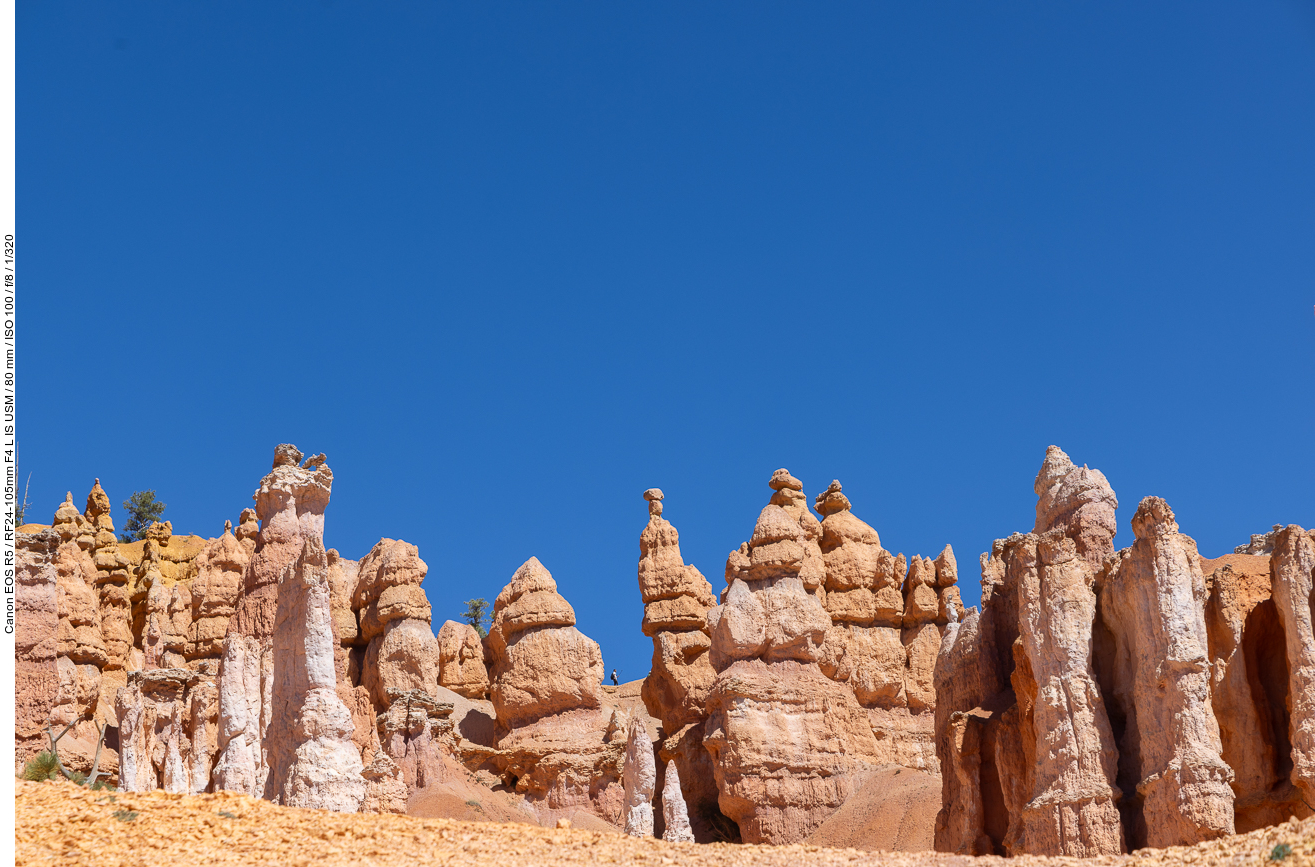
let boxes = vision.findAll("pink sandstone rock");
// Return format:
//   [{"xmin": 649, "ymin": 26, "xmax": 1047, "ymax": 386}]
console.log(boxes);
[
  {"xmin": 704, "ymin": 470, "xmax": 881, "ymax": 844},
  {"xmin": 116, "ymin": 668, "xmax": 218, "ymax": 794},
  {"xmin": 15, "ymin": 529, "xmax": 63, "ymax": 763},
  {"xmin": 661, "ymin": 759, "xmax": 695, "ymax": 843},
  {"xmin": 634, "ymin": 489, "xmax": 720, "ymax": 841},
  {"xmin": 214, "ymin": 445, "xmax": 335, "ymax": 798},
  {"xmin": 436, "ymin": 620, "xmax": 489, "ymax": 700},
  {"xmin": 353, "ymin": 538, "xmax": 439, "ymax": 707},
  {"xmin": 622, "ymin": 716, "xmax": 656, "ymax": 837},
  {"xmin": 1270, "ymin": 525, "xmax": 1315, "ymax": 808},
  {"xmin": 1202, "ymin": 552, "xmax": 1304, "ymax": 832},
  {"xmin": 261, "ymin": 536, "xmax": 365, "ymax": 811},
  {"xmin": 1099, "ymin": 497, "xmax": 1235, "ymax": 848},
  {"xmin": 1033, "ymin": 445, "xmax": 1119, "ymax": 567},
  {"xmin": 486, "ymin": 557, "xmax": 622, "ymax": 822},
  {"xmin": 1013, "ymin": 531, "xmax": 1124, "ymax": 855}
]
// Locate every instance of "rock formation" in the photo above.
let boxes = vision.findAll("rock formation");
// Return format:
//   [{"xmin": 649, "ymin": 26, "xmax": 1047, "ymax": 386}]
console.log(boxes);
[
  {"xmin": 116, "ymin": 668, "xmax": 218, "ymax": 794},
  {"xmin": 352, "ymin": 539, "xmax": 439, "ymax": 708},
  {"xmin": 376, "ymin": 687, "xmax": 456, "ymax": 794},
  {"xmin": 1100, "ymin": 497, "xmax": 1234, "ymax": 848},
  {"xmin": 813, "ymin": 480, "xmax": 958, "ymax": 772},
  {"xmin": 436, "ymin": 620, "xmax": 489, "ymax": 699},
  {"xmin": 704, "ymin": 469, "xmax": 882, "ymax": 844},
  {"xmin": 635, "ymin": 488, "xmax": 720, "ymax": 840},
  {"xmin": 486, "ymin": 557, "xmax": 623, "ymax": 823},
  {"xmin": 1202, "ymin": 551, "xmax": 1302, "ymax": 832},
  {"xmin": 15, "ymin": 529, "xmax": 65, "ymax": 762},
  {"xmin": 1271, "ymin": 526, "xmax": 1315, "ymax": 808},
  {"xmin": 185, "ymin": 526, "xmax": 250, "ymax": 661},
  {"xmin": 661, "ymin": 759, "xmax": 695, "ymax": 843},
  {"xmin": 213, "ymin": 444, "xmax": 335, "ymax": 798},
  {"xmin": 934, "ymin": 446, "xmax": 1315, "ymax": 858},
  {"xmin": 622, "ymin": 717, "xmax": 656, "ymax": 837},
  {"xmin": 261, "ymin": 536, "xmax": 366, "ymax": 810}
]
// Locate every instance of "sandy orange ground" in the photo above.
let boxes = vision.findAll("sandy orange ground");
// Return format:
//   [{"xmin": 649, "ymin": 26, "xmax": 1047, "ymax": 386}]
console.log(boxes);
[{"xmin": 17, "ymin": 779, "xmax": 1315, "ymax": 867}]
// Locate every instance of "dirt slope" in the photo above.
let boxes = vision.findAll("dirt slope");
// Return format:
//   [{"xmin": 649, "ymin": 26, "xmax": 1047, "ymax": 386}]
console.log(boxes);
[
  {"xmin": 18, "ymin": 779, "xmax": 1315, "ymax": 867},
  {"xmin": 805, "ymin": 765, "xmax": 941, "ymax": 851}
]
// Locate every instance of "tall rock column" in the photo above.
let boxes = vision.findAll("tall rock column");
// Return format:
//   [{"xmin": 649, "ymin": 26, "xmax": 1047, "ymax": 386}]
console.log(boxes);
[
  {"xmin": 635, "ymin": 488, "xmax": 719, "ymax": 839},
  {"xmin": 1271, "ymin": 525, "xmax": 1315, "ymax": 806},
  {"xmin": 213, "ymin": 444, "xmax": 333, "ymax": 797},
  {"xmin": 1099, "ymin": 497, "xmax": 1234, "ymax": 848},
  {"xmin": 262, "ymin": 537, "xmax": 365, "ymax": 810},
  {"xmin": 487, "ymin": 557, "xmax": 624, "ymax": 822},
  {"xmin": 1014, "ymin": 532, "xmax": 1124, "ymax": 855},
  {"xmin": 352, "ymin": 538, "xmax": 440, "ymax": 708},
  {"xmin": 15, "ymin": 529, "xmax": 62, "ymax": 763},
  {"xmin": 935, "ymin": 446, "xmax": 1122, "ymax": 857},
  {"xmin": 704, "ymin": 469, "xmax": 881, "ymax": 844}
]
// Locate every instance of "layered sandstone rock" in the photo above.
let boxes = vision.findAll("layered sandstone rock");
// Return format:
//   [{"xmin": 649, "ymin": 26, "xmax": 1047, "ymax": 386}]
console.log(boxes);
[
  {"xmin": 635, "ymin": 489, "xmax": 720, "ymax": 841},
  {"xmin": 487, "ymin": 558, "xmax": 623, "ymax": 822},
  {"xmin": 186, "ymin": 526, "xmax": 250, "ymax": 661},
  {"xmin": 213, "ymin": 444, "xmax": 334, "ymax": 798},
  {"xmin": 1203, "ymin": 552, "xmax": 1304, "ymax": 832},
  {"xmin": 15, "ymin": 529, "xmax": 64, "ymax": 763},
  {"xmin": 934, "ymin": 447, "xmax": 1127, "ymax": 857},
  {"xmin": 436, "ymin": 620, "xmax": 489, "ymax": 699},
  {"xmin": 116, "ymin": 668, "xmax": 218, "ymax": 794},
  {"xmin": 705, "ymin": 470, "xmax": 881, "ymax": 844},
  {"xmin": 353, "ymin": 539, "xmax": 439, "ymax": 708},
  {"xmin": 813, "ymin": 480, "xmax": 957, "ymax": 773},
  {"xmin": 622, "ymin": 717, "xmax": 656, "ymax": 837},
  {"xmin": 932, "ymin": 447, "xmax": 1304, "ymax": 858},
  {"xmin": 1271, "ymin": 526, "xmax": 1315, "ymax": 809},
  {"xmin": 377, "ymin": 687, "xmax": 456, "ymax": 793},
  {"xmin": 262, "ymin": 537, "xmax": 366, "ymax": 811},
  {"xmin": 1100, "ymin": 497, "xmax": 1235, "ymax": 849},
  {"xmin": 1014, "ymin": 532, "xmax": 1123, "ymax": 855}
]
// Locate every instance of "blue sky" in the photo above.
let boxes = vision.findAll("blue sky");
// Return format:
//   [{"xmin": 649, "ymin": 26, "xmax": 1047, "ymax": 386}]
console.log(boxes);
[{"xmin": 20, "ymin": 3, "xmax": 1315, "ymax": 681}]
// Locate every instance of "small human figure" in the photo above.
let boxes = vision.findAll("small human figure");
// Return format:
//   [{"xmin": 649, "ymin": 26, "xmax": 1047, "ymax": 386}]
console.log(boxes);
[{"xmin": 611, "ymin": 668, "xmax": 619, "ymax": 686}]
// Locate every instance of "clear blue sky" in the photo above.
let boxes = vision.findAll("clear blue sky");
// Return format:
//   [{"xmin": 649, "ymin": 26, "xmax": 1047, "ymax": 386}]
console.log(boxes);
[{"xmin": 20, "ymin": 3, "xmax": 1315, "ymax": 681}]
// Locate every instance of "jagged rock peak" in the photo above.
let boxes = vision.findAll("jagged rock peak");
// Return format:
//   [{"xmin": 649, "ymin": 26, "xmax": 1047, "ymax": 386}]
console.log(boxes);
[
  {"xmin": 814, "ymin": 480, "xmax": 851, "ymax": 517},
  {"xmin": 1032, "ymin": 445, "xmax": 1118, "ymax": 565}
]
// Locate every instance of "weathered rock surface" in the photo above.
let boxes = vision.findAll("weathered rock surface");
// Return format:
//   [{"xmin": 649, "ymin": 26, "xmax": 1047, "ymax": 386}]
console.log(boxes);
[
  {"xmin": 1271, "ymin": 526, "xmax": 1315, "ymax": 809},
  {"xmin": 1202, "ymin": 552, "xmax": 1305, "ymax": 832},
  {"xmin": 622, "ymin": 717, "xmax": 656, "ymax": 838},
  {"xmin": 487, "ymin": 557, "xmax": 621, "ymax": 823},
  {"xmin": 354, "ymin": 538, "xmax": 439, "ymax": 708},
  {"xmin": 262, "ymin": 536, "xmax": 366, "ymax": 811},
  {"xmin": 1100, "ymin": 497, "xmax": 1234, "ymax": 849},
  {"xmin": 661, "ymin": 759, "xmax": 695, "ymax": 843},
  {"xmin": 116, "ymin": 668, "xmax": 218, "ymax": 794},
  {"xmin": 15, "ymin": 529, "xmax": 65, "ymax": 763},
  {"xmin": 932, "ymin": 447, "xmax": 1314, "ymax": 858},
  {"xmin": 214, "ymin": 445, "xmax": 336, "ymax": 799},
  {"xmin": 437, "ymin": 620, "xmax": 489, "ymax": 699},
  {"xmin": 813, "ymin": 480, "xmax": 957, "ymax": 773},
  {"xmin": 1014, "ymin": 531, "xmax": 1123, "ymax": 856},
  {"xmin": 634, "ymin": 489, "xmax": 721, "ymax": 841},
  {"xmin": 704, "ymin": 471, "xmax": 881, "ymax": 844}
]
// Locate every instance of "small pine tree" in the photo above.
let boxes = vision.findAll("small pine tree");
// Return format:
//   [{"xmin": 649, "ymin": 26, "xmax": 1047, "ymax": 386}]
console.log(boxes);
[
  {"xmin": 120, "ymin": 490, "xmax": 166, "ymax": 543},
  {"xmin": 462, "ymin": 598, "xmax": 491, "ymax": 637},
  {"xmin": 21, "ymin": 751, "xmax": 61, "ymax": 782}
]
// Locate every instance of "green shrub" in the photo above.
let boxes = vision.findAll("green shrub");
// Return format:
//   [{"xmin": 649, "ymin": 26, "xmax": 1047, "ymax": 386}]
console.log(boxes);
[{"xmin": 21, "ymin": 751, "xmax": 61, "ymax": 782}]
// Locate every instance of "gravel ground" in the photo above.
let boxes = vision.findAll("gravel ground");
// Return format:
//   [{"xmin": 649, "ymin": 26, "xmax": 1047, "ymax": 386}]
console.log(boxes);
[{"xmin": 17, "ymin": 779, "xmax": 1315, "ymax": 867}]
